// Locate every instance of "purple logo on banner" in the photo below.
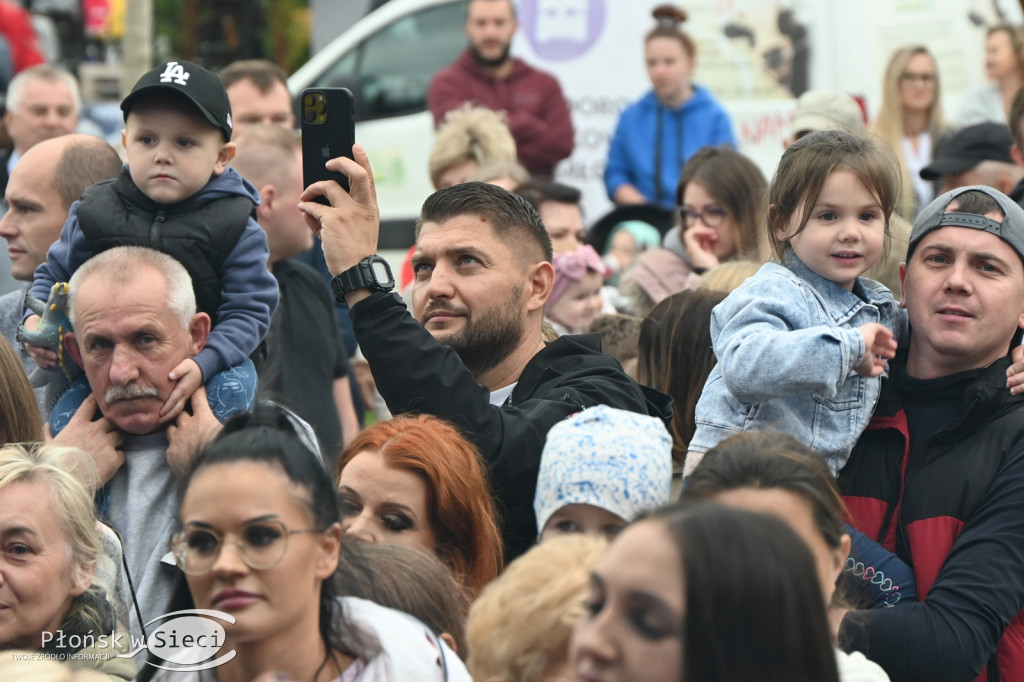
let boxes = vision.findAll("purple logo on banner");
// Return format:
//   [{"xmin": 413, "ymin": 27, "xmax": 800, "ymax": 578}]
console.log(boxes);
[{"xmin": 519, "ymin": 0, "xmax": 606, "ymax": 61}]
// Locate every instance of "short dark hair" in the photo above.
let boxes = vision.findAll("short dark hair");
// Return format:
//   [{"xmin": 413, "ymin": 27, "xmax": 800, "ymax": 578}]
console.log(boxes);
[
  {"xmin": 218, "ymin": 59, "xmax": 289, "ymax": 91},
  {"xmin": 417, "ymin": 181, "xmax": 553, "ymax": 263},
  {"xmin": 466, "ymin": 0, "xmax": 516, "ymax": 21},
  {"xmin": 514, "ymin": 179, "xmax": 582, "ymax": 211}
]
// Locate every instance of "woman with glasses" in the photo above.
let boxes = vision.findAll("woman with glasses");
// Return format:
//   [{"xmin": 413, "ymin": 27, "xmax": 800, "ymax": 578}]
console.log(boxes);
[
  {"xmin": 604, "ymin": 5, "xmax": 736, "ymax": 210},
  {"xmin": 618, "ymin": 145, "xmax": 766, "ymax": 316},
  {"xmin": 959, "ymin": 24, "xmax": 1024, "ymax": 126},
  {"xmin": 871, "ymin": 46, "xmax": 946, "ymax": 216},
  {"xmin": 145, "ymin": 404, "xmax": 469, "ymax": 681}
]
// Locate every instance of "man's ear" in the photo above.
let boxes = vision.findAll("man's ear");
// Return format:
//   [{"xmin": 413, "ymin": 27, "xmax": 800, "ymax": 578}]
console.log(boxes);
[
  {"xmin": 213, "ymin": 141, "xmax": 237, "ymax": 175},
  {"xmin": 899, "ymin": 262, "xmax": 908, "ymax": 308},
  {"xmin": 188, "ymin": 313, "xmax": 212, "ymax": 355},
  {"xmin": 65, "ymin": 331, "xmax": 84, "ymax": 368},
  {"xmin": 256, "ymin": 183, "xmax": 276, "ymax": 218},
  {"xmin": 526, "ymin": 261, "xmax": 555, "ymax": 312}
]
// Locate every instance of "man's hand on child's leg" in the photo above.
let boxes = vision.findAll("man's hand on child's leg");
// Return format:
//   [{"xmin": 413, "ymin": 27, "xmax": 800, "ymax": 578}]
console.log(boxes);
[{"xmin": 161, "ymin": 358, "xmax": 203, "ymax": 422}]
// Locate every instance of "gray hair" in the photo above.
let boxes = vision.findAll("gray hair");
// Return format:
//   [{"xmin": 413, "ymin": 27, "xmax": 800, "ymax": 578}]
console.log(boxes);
[
  {"xmin": 6, "ymin": 64, "xmax": 81, "ymax": 114},
  {"xmin": 69, "ymin": 247, "xmax": 195, "ymax": 330}
]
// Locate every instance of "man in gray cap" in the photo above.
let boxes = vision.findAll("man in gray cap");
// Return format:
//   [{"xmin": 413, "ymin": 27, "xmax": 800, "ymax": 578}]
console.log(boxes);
[
  {"xmin": 835, "ymin": 186, "xmax": 1024, "ymax": 680},
  {"xmin": 921, "ymin": 121, "xmax": 1023, "ymax": 195}
]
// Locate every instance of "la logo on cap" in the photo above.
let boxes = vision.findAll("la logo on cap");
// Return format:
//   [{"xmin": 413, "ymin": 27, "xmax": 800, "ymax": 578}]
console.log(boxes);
[{"xmin": 159, "ymin": 61, "xmax": 190, "ymax": 86}]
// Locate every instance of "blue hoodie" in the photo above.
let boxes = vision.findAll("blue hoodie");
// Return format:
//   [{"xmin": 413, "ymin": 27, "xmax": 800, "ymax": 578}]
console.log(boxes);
[
  {"xmin": 604, "ymin": 85, "xmax": 736, "ymax": 209},
  {"xmin": 32, "ymin": 165, "xmax": 278, "ymax": 381}
]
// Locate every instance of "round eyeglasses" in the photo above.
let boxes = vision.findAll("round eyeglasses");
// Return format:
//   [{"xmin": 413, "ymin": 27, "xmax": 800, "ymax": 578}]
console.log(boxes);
[
  {"xmin": 170, "ymin": 521, "xmax": 323, "ymax": 576},
  {"xmin": 680, "ymin": 206, "xmax": 728, "ymax": 228}
]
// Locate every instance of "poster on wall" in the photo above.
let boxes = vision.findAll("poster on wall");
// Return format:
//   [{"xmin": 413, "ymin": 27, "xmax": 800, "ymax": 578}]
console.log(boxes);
[{"xmin": 513, "ymin": 0, "xmax": 1022, "ymax": 226}]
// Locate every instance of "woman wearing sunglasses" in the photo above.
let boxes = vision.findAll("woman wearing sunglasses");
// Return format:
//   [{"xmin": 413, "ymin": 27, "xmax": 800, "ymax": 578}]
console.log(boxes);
[{"xmin": 142, "ymin": 404, "xmax": 469, "ymax": 682}]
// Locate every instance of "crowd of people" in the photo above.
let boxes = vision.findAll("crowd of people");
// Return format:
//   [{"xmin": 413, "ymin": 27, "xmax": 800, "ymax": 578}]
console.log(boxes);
[{"xmin": 3, "ymin": 0, "xmax": 1024, "ymax": 680}]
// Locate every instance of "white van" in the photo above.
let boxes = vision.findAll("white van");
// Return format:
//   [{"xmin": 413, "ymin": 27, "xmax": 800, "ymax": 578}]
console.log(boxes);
[
  {"xmin": 291, "ymin": 0, "xmax": 1007, "ymax": 250},
  {"xmin": 290, "ymin": 0, "xmax": 467, "ymax": 250}
]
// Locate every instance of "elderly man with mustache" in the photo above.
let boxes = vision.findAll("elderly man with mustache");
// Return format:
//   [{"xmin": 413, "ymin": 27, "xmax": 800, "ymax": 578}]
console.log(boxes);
[{"xmin": 60, "ymin": 244, "xmax": 223, "ymax": 640}]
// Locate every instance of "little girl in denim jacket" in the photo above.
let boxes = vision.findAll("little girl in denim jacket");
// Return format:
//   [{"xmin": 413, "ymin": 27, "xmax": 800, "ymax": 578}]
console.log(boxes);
[{"xmin": 686, "ymin": 129, "xmax": 905, "ymax": 478}]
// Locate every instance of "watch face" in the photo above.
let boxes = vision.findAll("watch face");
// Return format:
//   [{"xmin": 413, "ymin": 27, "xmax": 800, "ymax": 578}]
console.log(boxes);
[{"xmin": 371, "ymin": 260, "xmax": 392, "ymax": 284}]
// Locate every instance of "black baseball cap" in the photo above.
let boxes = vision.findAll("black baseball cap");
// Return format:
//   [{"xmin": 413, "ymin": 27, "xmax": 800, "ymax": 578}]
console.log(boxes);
[
  {"xmin": 121, "ymin": 60, "xmax": 232, "ymax": 140},
  {"xmin": 919, "ymin": 122, "xmax": 1014, "ymax": 180},
  {"xmin": 910, "ymin": 185, "xmax": 1024, "ymax": 263}
]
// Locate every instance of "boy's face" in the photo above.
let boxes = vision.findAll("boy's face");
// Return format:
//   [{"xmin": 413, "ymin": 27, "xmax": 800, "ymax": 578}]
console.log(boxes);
[{"xmin": 122, "ymin": 96, "xmax": 235, "ymax": 204}]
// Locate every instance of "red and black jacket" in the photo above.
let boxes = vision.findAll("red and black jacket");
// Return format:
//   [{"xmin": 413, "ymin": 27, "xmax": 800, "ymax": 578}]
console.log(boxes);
[{"xmin": 838, "ymin": 355, "xmax": 1024, "ymax": 682}]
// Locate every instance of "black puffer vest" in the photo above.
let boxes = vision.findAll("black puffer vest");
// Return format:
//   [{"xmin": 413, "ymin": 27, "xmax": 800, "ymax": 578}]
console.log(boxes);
[{"xmin": 75, "ymin": 168, "xmax": 253, "ymax": 316}]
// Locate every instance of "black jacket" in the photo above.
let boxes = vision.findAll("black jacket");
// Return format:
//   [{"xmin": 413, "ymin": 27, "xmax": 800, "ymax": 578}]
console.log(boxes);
[
  {"xmin": 352, "ymin": 292, "xmax": 671, "ymax": 559},
  {"xmin": 838, "ymin": 355, "xmax": 1024, "ymax": 682}
]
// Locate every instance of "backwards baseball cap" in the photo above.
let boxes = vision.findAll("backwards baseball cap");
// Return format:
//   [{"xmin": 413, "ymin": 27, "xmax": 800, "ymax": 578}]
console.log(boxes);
[
  {"xmin": 121, "ymin": 60, "xmax": 232, "ymax": 140},
  {"xmin": 909, "ymin": 185, "xmax": 1024, "ymax": 263},
  {"xmin": 789, "ymin": 90, "xmax": 865, "ymax": 139},
  {"xmin": 919, "ymin": 122, "xmax": 1013, "ymax": 181}
]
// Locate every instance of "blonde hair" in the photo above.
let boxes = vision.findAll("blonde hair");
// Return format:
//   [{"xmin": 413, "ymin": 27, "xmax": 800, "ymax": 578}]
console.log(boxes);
[
  {"xmin": 466, "ymin": 534, "xmax": 607, "ymax": 682},
  {"xmin": 697, "ymin": 260, "xmax": 761, "ymax": 294},
  {"xmin": 0, "ymin": 336, "xmax": 42, "ymax": 443},
  {"xmin": 870, "ymin": 46, "xmax": 946, "ymax": 217},
  {"xmin": 428, "ymin": 104, "xmax": 517, "ymax": 190},
  {"xmin": 0, "ymin": 444, "xmax": 104, "ymax": 633}
]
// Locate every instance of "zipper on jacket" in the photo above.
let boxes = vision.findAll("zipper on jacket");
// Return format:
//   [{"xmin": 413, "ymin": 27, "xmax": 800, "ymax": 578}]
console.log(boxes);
[{"xmin": 149, "ymin": 210, "xmax": 166, "ymax": 249}]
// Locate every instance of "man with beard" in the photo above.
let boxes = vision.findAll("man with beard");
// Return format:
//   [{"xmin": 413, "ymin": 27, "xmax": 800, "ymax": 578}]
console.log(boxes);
[
  {"xmin": 427, "ymin": 0, "xmax": 574, "ymax": 179},
  {"xmin": 299, "ymin": 146, "xmax": 669, "ymax": 560}
]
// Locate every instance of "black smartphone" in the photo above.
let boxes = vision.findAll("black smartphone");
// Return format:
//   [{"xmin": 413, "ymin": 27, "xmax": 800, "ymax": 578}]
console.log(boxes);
[{"xmin": 300, "ymin": 87, "xmax": 355, "ymax": 204}]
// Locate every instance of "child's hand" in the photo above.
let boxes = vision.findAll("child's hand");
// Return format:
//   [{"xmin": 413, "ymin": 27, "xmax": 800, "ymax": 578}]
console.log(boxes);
[
  {"xmin": 856, "ymin": 323, "xmax": 897, "ymax": 378},
  {"xmin": 682, "ymin": 225, "xmax": 721, "ymax": 271},
  {"xmin": 160, "ymin": 358, "xmax": 204, "ymax": 423},
  {"xmin": 1007, "ymin": 344, "xmax": 1024, "ymax": 394},
  {"xmin": 22, "ymin": 314, "xmax": 58, "ymax": 368}
]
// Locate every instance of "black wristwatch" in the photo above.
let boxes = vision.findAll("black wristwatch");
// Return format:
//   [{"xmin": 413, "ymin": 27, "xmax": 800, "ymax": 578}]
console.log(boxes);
[{"xmin": 331, "ymin": 255, "xmax": 396, "ymax": 300}]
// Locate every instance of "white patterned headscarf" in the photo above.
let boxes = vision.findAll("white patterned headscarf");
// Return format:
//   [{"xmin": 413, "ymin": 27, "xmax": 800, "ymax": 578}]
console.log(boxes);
[{"xmin": 534, "ymin": 405, "xmax": 673, "ymax": 535}]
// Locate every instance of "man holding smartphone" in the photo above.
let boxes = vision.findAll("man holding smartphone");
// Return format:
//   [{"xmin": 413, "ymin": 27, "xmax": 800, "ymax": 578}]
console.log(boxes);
[{"xmin": 298, "ymin": 145, "xmax": 670, "ymax": 561}]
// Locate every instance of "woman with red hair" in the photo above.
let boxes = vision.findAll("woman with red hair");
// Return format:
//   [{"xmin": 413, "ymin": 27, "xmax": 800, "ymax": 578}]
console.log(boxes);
[{"xmin": 335, "ymin": 414, "xmax": 504, "ymax": 601}]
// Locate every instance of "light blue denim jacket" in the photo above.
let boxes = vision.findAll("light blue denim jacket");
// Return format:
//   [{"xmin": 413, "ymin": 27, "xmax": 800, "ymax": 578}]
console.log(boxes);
[{"xmin": 690, "ymin": 251, "xmax": 905, "ymax": 476}]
